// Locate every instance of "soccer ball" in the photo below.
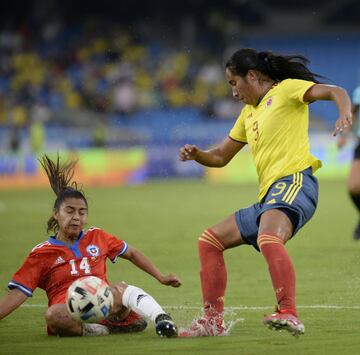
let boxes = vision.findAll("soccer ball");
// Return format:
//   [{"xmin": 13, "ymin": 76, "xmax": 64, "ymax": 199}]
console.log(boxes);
[{"xmin": 66, "ymin": 276, "xmax": 114, "ymax": 323}]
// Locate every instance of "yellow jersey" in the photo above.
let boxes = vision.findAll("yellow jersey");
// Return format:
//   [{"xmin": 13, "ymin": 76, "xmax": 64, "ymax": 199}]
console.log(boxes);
[{"xmin": 229, "ymin": 78, "xmax": 322, "ymax": 201}]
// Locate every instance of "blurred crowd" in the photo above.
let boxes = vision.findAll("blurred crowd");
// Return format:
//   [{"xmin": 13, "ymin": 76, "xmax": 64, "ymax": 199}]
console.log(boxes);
[{"xmin": 0, "ymin": 18, "xmax": 242, "ymax": 131}]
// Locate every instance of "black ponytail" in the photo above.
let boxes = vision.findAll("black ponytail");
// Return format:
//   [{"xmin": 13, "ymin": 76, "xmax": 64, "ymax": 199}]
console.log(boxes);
[
  {"xmin": 226, "ymin": 48, "xmax": 323, "ymax": 83},
  {"xmin": 39, "ymin": 154, "xmax": 87, "ymax": 233}
]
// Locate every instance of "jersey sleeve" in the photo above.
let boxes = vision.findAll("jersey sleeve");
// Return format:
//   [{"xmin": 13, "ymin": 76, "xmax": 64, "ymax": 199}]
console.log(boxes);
[
  {"xmin": 352, "ymin": 86, "xmax": 360, "ymax": 105},
  {"xmin": 281, "ymin": 79, "xmax": 316, "ymax": 104},
  {"xmin": 229, "ymin": 109, "xmax": 248, "ymax": 143},
  {"xmin": 8, "ymin": 250, "xmax": 46, "ymax": 297},
  {"xmin": 99, "ymin": 230, "xmax": 128, "ymax": 263}
]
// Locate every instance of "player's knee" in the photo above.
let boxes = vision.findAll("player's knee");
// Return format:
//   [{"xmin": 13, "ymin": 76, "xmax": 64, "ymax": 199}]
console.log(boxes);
[
  {"xmin": 259, "ymin": 210, "xmax": 293, "ymax": 243},
  {"xmin": 198, "ymin": 229, "xmax": 225, "ymax": 252},
  {"xmin": 348, "ymin": 169, "xmax": 360, "ymax": 194},
  {"xmin": 45, "ymin": 305, "xmax": 82, "ymax": 336},
  {"xmin": 348, "ymin": 182, "xmax": 360, "ymax": 195},
  {"xmin": 257, "ymin": 234, "xmax": 284, "ymax": 252},
  {"xmin": 111, "ymin": 281, "xmax": 128, "ymax": 296},
  {"xmin": 45, "ymin": 305, "xmax": 59, "ymax": 326},
  {"xmin": 45, "ymin": 305, "xmax": 69, "ymax": 331},
  {"xmin": 109, "ymin": 282, "xmax": 128, "ymax": 313}
]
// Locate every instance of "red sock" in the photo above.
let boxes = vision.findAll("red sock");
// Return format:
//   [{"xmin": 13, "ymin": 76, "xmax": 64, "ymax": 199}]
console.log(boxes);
[
  {"xmin": 198, "ymin": 229, "xmax": 226, "ymax": 319},
  {"xmin": 258, "ymin": 234, "xmax": 297, "ymax": 316}
]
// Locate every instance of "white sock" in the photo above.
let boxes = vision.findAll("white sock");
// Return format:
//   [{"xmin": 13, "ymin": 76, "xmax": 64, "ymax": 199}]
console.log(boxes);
[
  {"xmin": 82, "ymin": 323, "xmax": 110, "ymax": 336},
  {"xmin": 122, "ymin": 285, "xmax": 165, "ymax": 323}
]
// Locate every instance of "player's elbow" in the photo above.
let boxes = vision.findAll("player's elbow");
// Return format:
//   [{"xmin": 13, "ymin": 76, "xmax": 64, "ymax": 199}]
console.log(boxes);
[
  {"xmin": 216, "ymin": 154, "xmax": 233, "ymax": 167},
  {"xmin": 211, "ymin": 150, "xmax": 231, "ymax": 167},
  {"xmin": 215, "ymin": 160, "xmax": 228, "ymax": 168},
  {"xmin": 329, "ymin": 85, "xmax": 348, "ymax": 100}
]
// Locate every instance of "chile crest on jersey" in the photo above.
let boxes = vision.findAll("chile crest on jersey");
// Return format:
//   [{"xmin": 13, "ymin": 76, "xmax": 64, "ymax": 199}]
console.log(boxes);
[{"xmin": 86, "ymin": 244, "xmax": 100, "ymax": 257}]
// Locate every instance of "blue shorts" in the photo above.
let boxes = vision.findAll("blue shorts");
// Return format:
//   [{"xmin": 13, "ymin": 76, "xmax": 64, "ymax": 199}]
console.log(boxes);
[{"xmin": 235, "ymin": 168, "xmax": 318, "ymax": 251}]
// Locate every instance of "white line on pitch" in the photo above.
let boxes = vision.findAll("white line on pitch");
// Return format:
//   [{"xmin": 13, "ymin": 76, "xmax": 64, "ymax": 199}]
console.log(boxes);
[{"xmin": 21, "ymin": 304, "xmax": 360, "ymax": 310}]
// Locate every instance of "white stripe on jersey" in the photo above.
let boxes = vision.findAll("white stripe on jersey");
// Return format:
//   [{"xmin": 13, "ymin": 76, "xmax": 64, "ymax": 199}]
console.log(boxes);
[
  {"xmin": 111, "ymin": 242, "xmax": 128, "ymax": 263},
  {"xmin": 8, "ymin": 282, "xmax": 33, "ymax": 297}
]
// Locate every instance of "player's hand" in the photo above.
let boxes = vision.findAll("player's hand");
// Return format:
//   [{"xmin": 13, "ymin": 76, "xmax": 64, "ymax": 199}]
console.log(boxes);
[
  {"xmin": 159, "ymin": 274, "xmax": 182, "ymax": 288},
  {"xmin": 179, "ymin": 144, "xmax": 199, "ymax": 161},
  {"xmin": 333, "ymin": 111, "xmax": 352, "ymax": 136}
]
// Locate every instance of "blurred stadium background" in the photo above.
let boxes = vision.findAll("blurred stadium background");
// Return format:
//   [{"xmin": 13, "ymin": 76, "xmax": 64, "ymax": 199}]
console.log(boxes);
[{"xmin": 0, "ymin": 0, "xmax": 359, "ymax": 187}]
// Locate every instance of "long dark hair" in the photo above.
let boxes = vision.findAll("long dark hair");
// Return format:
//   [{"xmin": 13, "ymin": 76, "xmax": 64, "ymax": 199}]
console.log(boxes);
[
  {"xmin": 39, "ymin": 154, "xmax": 87, "ymax": 233},
  {"xmin": 226, "ymin": 48, "xmax": 322, "ymax": 83}
]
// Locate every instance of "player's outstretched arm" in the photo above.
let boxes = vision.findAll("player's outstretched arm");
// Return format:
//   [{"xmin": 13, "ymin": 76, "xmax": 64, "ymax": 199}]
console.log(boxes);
[
  {"xmin": 303, "ymin": 83, "xmax": 352, "ymax": 136},
  {"xmin": 0, "ymin": 289, "xmax": 28, "ymax": 320},
  {"xmin": 121, "ymin": 245, "xmax": 181, "ymax": 288},
  {"xmin": 179, "ymin": 137, "xmax": 246, "ymax": 167}
]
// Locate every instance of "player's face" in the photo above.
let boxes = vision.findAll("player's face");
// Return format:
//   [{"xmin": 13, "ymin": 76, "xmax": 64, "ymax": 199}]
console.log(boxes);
[
  {"xmin": 54, "ymin": 198, "xmax": 88, "ymax": 239},
  {"xmin": 225, "ymin": 68, "xmax": 258, "ymax": 106}
]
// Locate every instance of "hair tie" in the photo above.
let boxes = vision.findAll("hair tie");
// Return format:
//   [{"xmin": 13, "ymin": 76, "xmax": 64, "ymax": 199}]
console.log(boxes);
[{"xmin": 258, "ymin": 52, "xmax": 270, "ymax": 65}]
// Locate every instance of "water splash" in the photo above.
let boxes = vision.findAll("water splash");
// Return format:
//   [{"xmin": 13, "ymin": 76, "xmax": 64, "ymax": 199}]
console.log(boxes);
[{"xmin": 178, "ymin": 307, "xmax": 244, "ymax": 337}]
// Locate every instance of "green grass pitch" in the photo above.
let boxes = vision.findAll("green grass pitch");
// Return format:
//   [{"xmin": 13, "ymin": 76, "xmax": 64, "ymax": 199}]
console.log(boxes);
[{"xmin": 0, "ymin": 179, "xmax": 360, "ymax": 354}]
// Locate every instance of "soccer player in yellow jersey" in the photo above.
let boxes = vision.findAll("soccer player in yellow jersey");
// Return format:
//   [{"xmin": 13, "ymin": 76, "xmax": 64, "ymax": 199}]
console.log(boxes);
[{"xmin": 179, "ymin": 48, "xmax": 352, "ymax": 337}]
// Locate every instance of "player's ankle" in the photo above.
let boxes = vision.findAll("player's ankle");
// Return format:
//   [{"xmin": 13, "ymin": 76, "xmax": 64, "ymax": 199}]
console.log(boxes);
[
  {"xmin": 278, "ymin": 308, "xmax": 297, "ymax": 316},
  {"xmin": 155, "ymin": 313, "xmax": 173, "ymax": 324}
]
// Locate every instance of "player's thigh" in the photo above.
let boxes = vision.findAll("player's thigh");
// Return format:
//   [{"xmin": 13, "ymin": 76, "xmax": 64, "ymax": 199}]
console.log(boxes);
[
  {"xmin": 258, "ymin": 209, "xmax": 293, "ymax": 243},
  {"xmin": 348, "ymin": 160, "xmax": 360, "ymax": 193},
  {"xmin": 209, "ymin": 214, "xmax": 247, "ymax": 249},
  {"xmin": 258, "ymin": 167, "xmax": 318, "ymax": 244}
]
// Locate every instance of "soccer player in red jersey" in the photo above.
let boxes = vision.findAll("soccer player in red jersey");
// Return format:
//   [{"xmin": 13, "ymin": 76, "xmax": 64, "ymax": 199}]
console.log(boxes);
[
  {"xmin": 179, "ymin": 48, "xmax": 352, "ymax": 337},
  {"xmin": 0, "ymin": 155, "xmax": 181, "ymax": 338}
]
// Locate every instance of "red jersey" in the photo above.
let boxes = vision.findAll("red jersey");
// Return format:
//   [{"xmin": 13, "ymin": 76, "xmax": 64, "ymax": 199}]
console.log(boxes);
[{"xmin": 8, "ymin": 227, "xmax": 128, "ymax": 306}]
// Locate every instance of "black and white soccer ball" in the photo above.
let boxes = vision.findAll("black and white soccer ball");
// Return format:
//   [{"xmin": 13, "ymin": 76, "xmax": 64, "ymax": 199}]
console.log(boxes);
[{"xmin": 66, "ymin": 276, "xmax": 114, "ymax": 323}]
